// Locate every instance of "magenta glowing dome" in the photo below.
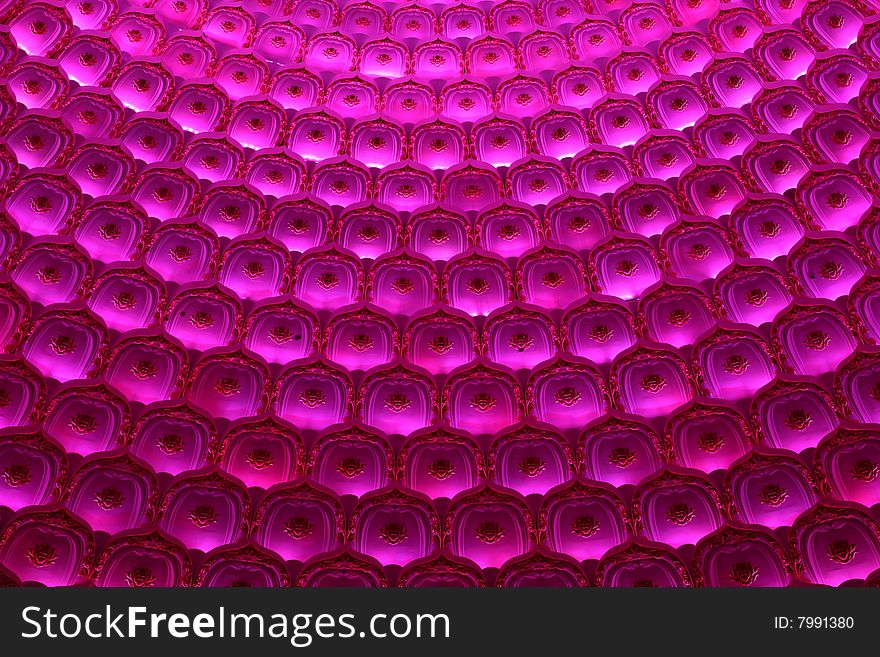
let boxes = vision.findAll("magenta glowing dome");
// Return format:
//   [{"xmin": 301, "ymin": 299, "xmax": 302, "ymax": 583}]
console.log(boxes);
[{"xmin": 0, "ymin": 0, "xmax": 879, "ymax": 589}]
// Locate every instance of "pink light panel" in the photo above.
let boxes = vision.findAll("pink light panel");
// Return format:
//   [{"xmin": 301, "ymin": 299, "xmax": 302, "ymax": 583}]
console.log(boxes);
[{"xmin": 0, "ymin": 0, "xmax": 879, "ymax": 587}]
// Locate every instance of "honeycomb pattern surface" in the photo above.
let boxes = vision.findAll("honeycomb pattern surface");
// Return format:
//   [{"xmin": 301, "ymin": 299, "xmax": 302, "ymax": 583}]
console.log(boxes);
[{"xmin": 0, "ymin": 0, "xmax": 879, "ymax": 587}]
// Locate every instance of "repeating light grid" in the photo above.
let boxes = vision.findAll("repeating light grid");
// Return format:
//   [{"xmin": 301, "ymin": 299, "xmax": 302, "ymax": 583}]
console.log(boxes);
[{"xmin": 0, "ymin": 0, "xmax": 878, "ymax": 587}]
